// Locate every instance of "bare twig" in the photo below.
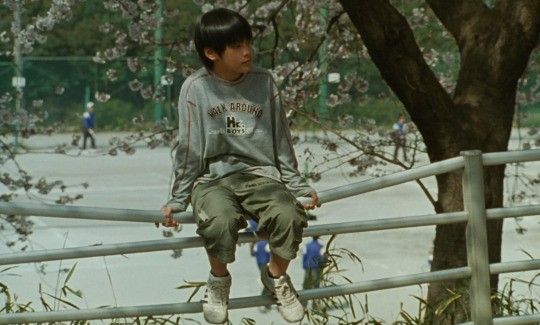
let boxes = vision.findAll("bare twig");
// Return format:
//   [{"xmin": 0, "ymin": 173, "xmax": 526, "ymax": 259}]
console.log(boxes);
[{"xmin": 292, "ymin": 107, "xmax": 437, "ymax": 206}]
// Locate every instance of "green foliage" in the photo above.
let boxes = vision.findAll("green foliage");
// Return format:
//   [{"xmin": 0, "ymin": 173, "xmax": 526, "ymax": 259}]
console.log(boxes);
[
  {"xmin": 95, "ymin": 99, "xmax": 154, "ymax": 131},
  {"xmin": 519, "ymin": 103, "xmax": 540, "ymax": 128},
  {"xmin": 175, "ymin": 280, "xmax": 206, "ymax": 303},
  {"xmin": 493, "ymin": 277, "xmax": 540, "ymax": 317}
]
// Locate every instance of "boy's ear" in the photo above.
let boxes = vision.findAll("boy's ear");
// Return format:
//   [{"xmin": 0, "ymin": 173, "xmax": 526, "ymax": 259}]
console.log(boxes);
[{"xmin": 204, "ymin": 48, "xmax": 219, "ymax": 62}]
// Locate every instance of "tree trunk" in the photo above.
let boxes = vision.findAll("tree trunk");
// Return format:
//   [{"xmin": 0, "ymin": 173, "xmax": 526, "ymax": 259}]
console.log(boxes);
[{"xmin": 338, "ymin": 0, "xmax": 540, "ymax": 323}]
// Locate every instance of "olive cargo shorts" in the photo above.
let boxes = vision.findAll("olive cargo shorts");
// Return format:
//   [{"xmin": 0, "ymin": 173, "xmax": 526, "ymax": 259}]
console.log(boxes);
[{"xmin": 191, "ymin": 173, "xmax": 308, "ymax": 264}]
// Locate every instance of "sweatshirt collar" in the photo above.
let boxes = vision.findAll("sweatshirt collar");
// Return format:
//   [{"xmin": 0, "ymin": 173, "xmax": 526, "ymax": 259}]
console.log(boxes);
[{"xmin": 207, "ymin": 68, "xmax": 248, "ymax": 86}]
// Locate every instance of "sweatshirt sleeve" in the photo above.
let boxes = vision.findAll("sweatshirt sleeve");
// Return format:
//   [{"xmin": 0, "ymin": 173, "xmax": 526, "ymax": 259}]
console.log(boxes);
[
  {"xmin": 271, "ymin": 79, "xmax": 315, "ymax": 197},
  {"xmin": 165, "ymin": 82, "xmax": 204, "ymax": 212}
]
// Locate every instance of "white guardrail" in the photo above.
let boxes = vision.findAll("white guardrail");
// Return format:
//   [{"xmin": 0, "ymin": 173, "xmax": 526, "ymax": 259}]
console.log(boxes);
[{"xmin": 0, "ymin": 149, "xmax": 540, "ymax": 325}]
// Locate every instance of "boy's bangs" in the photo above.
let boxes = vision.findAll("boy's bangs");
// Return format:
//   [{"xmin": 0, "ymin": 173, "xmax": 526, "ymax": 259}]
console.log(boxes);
[
  {"xmin": 225, "ymin": 19, "xmax": 252, "ymax": 45},
  {"xmin": 207, "ymin": 17, "xmax": 252, "ymax": 48}
]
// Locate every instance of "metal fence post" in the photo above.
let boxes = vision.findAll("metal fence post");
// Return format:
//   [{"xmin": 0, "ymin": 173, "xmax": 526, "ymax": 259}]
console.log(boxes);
[{"xmin": 462, "ymin": 150, "xmax": 493, "ymax": 325}]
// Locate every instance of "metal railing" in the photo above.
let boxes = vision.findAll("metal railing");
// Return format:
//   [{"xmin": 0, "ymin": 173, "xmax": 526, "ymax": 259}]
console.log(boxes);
[{"xmin": 0, "ymin": 149, "xmax": 540, "ymax": 325}]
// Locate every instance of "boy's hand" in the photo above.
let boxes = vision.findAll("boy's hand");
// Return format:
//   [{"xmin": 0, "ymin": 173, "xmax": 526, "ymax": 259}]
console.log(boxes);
[
  {"xmin": 303, "ymin": 192, "xmax": 320, "ymax": 210},
  {"xmin": 156, "ymin": 206, "xmax": 180, "ymax": 229}
]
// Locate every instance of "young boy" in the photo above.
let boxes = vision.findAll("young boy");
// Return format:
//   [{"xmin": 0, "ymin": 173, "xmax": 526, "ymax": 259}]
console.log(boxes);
[{"xmin": 160, "ymin": 8, "xmax": 319, "ymax": 324}]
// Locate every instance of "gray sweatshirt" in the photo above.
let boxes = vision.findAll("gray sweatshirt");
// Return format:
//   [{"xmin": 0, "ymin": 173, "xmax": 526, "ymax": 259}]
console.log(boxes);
[{"xmin": 166, "ymin": 66, "xmax": 314, "ymax": 212}]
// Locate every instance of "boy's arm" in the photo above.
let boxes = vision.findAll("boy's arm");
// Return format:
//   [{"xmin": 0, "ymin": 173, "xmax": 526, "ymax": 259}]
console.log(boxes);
[
  {"xmin": 165, "ymin": 85, "xmax": 204, "ymax": 213},
  {"xmin": 271, "ymin": 80, "xmax": 318, "ymax": 207}
]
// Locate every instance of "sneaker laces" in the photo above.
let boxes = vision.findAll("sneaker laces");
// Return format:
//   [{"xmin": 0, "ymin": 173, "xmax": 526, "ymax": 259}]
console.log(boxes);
[
  {"xmin": 275, "ymin": 278, "xmax": 298, "ymax": 306},
  {"xmin": 207, "ymin": 281, "xmax": 229, "ymax": 305}
]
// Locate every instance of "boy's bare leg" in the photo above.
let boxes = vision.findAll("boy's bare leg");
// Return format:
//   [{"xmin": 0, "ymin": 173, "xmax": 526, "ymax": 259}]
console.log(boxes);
[
  {"xmin": 208, "ymin": 254, "xmax": 229, "ymax": 276},
  {"xmin": 268, "ymin": 253, "xmax": 290, "ymax": 277}
]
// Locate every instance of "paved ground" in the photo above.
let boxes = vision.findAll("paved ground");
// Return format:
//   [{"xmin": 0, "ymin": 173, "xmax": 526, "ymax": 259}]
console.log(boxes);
[{"xmin": 1, "ymin": 131, "xmax": 539, "ymax": 324}]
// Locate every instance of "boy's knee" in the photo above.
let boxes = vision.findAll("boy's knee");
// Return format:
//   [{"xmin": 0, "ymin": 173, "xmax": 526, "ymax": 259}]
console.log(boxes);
[
  {"xmin": 197, "ymin": 216, "xmax": 246, "ymax": 263},
  {"xmin": 207, "ymin": 248, "xmax": 236, "ymax": 264},
  {"xmin": 199, "ymin": 216, "xmax": 244, "ymax": 240},
  {"xmin": 267, "ymin": 202, "xmax": 307, "ymax": 230},
  {"xmin": 262, "ymin": 204, "xmax": 307, "ymax": 260}
]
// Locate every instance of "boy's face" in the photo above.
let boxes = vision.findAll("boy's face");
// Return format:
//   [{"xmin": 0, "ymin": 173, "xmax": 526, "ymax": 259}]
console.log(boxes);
[{"xmin": 205, "ymin": 40, "xmax": 252, "ymax": 81}]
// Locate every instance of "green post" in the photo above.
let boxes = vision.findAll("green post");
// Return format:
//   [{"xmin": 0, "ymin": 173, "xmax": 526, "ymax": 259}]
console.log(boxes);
[
  {"xmin": 153, "ymin": 0, "xmax": 165, "ymax": 123},
  {"xmin": 12, "ymin": 0, "xmax": 23, "ymax": 150},
  {"xmin": 166, "ymin": 83, "xmax": 172, "ymax": 122},
  {"xmin": 461, "ymin": 150, "xmax": 493, "ymax": 325},
  {"xmin": 317, "ymin": 2, "xmax": 328, "ymax": 120}
]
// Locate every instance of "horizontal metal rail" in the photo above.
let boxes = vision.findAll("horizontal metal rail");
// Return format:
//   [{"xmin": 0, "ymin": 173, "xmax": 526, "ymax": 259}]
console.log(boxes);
[
  {"xmin": 0, "ymin": 267, "xmax": 471, "ymax": 324},
  {"xmin": 0, "ymin": 156, "xmax": 465, "ymax": 224},
  {"xmin": 0, "ymin": 210, "xmax": 468, "ymax": 266},
  {"xmin": 460, "ymin": 313, "xmax": 540, "ymax": 325},
  {"xmin": 2, "ymin": 197, "xmax": 538, "ymax": 226},
  {"xmin": 487, "ymin": 205, "xmax": 540, "ymax": 220},
  {"xmin": 482, "ymin": 149, "xmax": 540, "ymax": 166},
  {"xmin": 490, "ymin": 259, "xmax": 540, "ymax": 275},
  {"xmin": 316, "ymin": 156, "xmax": 464, "ymax": 203},
  {"xmin": 2, "ymin": 260, "xmax": 537, "ymax": 324},
  {"xmin": 0, "ymin": 202, "xmax": 196, "ymax": 224},
  {"xmin": 3, "ymin": 203, "xmax": 540, "ymax": 267}
]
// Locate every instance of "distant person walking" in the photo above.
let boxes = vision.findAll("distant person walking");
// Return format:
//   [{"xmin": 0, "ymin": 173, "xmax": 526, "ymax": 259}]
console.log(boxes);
[
  {"xmin": 392, "ymin": 114, "xmax": 408, "ymax": 162},
  {"xmin": 302, "ymin": 236, "xmax": 326, "ymax": 290},
  {"xmin": 82, "ymin": 101, "xmax": 96, "ymax": 150}
]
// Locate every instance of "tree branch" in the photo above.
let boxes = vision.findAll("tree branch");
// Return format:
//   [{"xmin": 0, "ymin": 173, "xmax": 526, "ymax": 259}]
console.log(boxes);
[
  {"xmin": 426, "ymin": 0, "xmax": 489, "ymax": 46},
  {"xmin": 499, "ymin": 1, "xmax": 540, "ymax": 43},
  {"xmin": 452, "ymin": 1, "xmax": 540, "ymax": 116},
  {"xmin": 338, "ymin": 0, "xmax": 456, "ymax": 159},
  {"xmin": 280, "ymin": 11, "xmax": 345, "ymax": 87},
  {"xmin": 268, "ymin": 0, "xmax": 290, "ymax": 21},
  {"xmin": 270, "ymin": 17, "xmax": 279, "ymax": 68},
  {"xmin": 291, "ymin": 107, "xmax": 437, "ymax": 207}
]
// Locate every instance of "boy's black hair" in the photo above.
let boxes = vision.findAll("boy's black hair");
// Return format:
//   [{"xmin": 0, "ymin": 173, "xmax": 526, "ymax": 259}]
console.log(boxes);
[{"xmin": 194, "ymin": 8, "xmax": 253, "ymax": 69}]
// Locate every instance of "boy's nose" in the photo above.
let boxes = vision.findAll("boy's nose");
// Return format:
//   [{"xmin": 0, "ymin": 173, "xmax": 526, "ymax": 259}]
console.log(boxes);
[{"xmin": 243, "ymin": 46, "xmax": 252, "ymax": 57}]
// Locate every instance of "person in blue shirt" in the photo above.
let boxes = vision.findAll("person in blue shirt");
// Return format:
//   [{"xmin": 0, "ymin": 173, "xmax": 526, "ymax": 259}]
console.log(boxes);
[
  {"xmin": 302, "ymin": 236, "xmax": 326, "ymax": 290},
  {"xmin": 392, "ymin": 113, "xmax": 408, "ymax": 162},
  {"xmin": 82, "ymin": 101, "xmax": 96, "ymax": 149}
]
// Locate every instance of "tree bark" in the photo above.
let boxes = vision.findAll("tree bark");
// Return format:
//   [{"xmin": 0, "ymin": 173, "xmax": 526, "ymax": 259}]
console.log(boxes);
[{"xmin": 338, "ymin": 0, "xmax": 540, "ymax": 323}]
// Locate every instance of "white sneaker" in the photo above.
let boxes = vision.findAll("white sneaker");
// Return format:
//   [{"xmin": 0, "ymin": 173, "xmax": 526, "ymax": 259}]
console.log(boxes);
[
  {"xmin": 261, "ymin": 265, "xmax": 305, "ymax": 323},
  {"xmin": 202, "ymin": 272, "xmax": 231, "ymax": 324}
]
